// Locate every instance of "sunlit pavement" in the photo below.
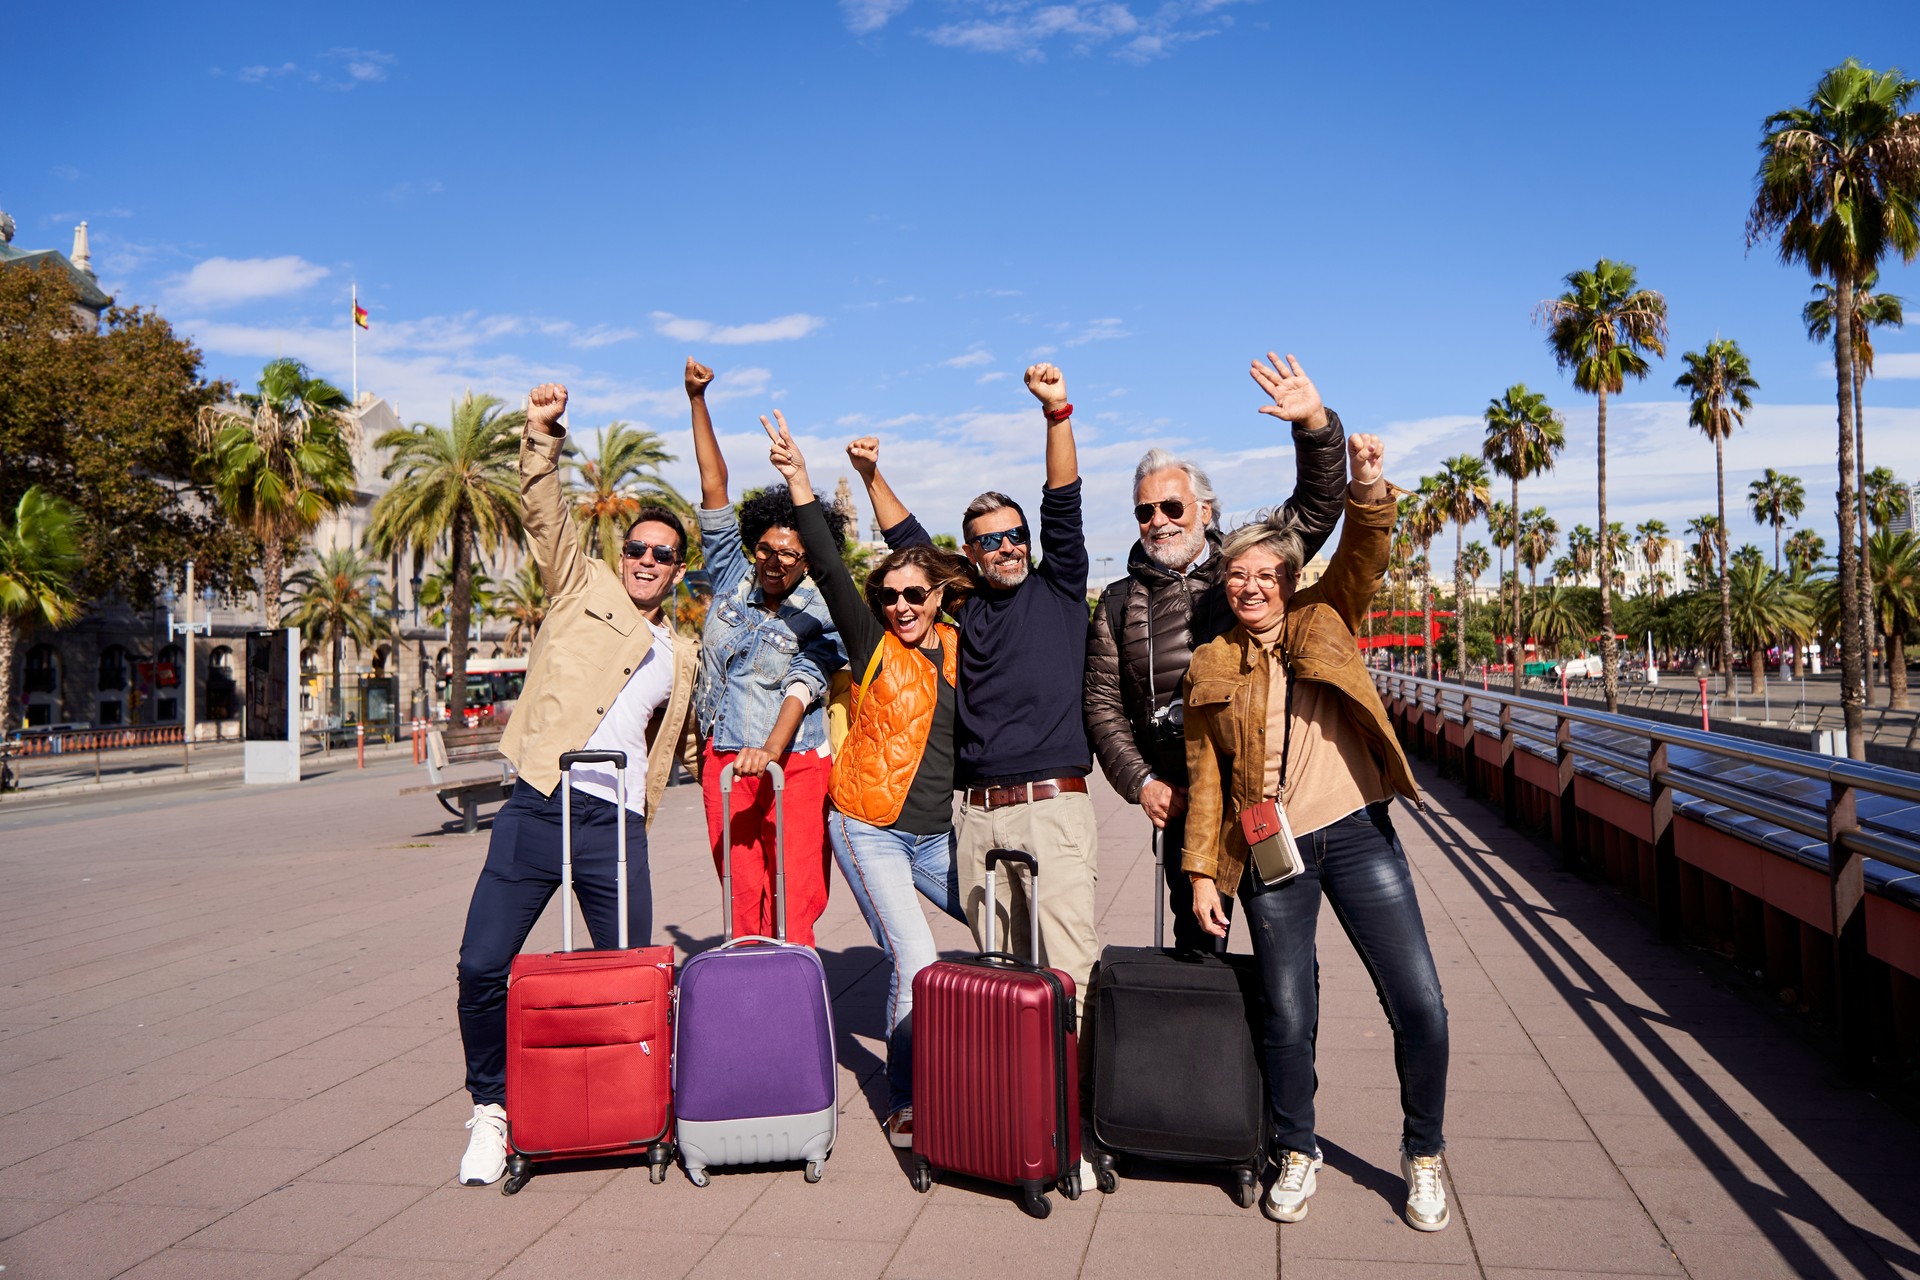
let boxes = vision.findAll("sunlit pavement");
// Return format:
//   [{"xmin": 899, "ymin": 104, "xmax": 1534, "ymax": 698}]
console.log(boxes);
[{"xmin": 2, "ymin": 756, "xmax": 1916, "ymax": 1278}]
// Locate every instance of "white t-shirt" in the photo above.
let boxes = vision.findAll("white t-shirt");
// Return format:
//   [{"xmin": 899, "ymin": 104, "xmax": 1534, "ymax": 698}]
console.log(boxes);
[{"xmin": 570, "ymin": 621, "xmax": 674, "ymax": 815}]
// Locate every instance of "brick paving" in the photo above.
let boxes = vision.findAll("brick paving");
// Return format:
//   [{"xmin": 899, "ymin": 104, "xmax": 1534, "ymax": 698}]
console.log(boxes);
[{"xmin": 1, "ymin": 756, "xmax": 1916, "ymax": 1278}]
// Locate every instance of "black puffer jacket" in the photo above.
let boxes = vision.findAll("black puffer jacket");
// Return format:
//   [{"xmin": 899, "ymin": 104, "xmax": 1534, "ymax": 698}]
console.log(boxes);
[{"xmin": 1084, "ymin": 411, "xmax": 1350, "ymax": 802}]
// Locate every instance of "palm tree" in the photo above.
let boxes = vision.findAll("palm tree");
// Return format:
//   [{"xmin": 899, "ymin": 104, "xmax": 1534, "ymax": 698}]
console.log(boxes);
[
  {"xmin": 1411, "ymin": 476, "xmax": 1446, "ymax": 679},
  {"xmin": 1747, "ymin": 469, "xmax": 1806, "ymax": 571},
  {"xmin": 1867, "ymin": 529, "xmax": 1920, "ymax": 709},
  {"xmin": 1567, "ymin": 525, "xmax": 1598, "ymax": 580},
  {"xmin": 1748, "ymin": 57, "xmax": 1920, "ymax": 759},
  {"xmin": 1672, "ymin": 338, "xmax": 1758, "ymax": 699},
  {"xmin": 283, "ymin": 546, "xmax": 379, "ymax": 726},
  {"xmin": 1517, "ymin": 508, "xmax": 1558, "ymax": 655},
  {"xmin": 1786, "ymin": 528, "xmax": 1827, "ymax": 575},
  {"xmin": 1727, "ymin": 559, "xmax": 1813, "ymax": 697},
  {"xmin": 1430, "ymin": 456, "xmax": 1490, "ymax": 682},
  {"xmin": 369, "ymin": 393, "xmax": 526, "ymax": 717},
  {"xmin": 494, "ymin": 561, "xmax": 548, "ymax": 655},
  {"xmin": 1481, "ymin": 384, "xmax": 1565, "ymax": 689},
  {"xmin": 1540, "ymin": 259, "xmax": 1669, "ymax": 713},
  {"xmin": 1864, "ymin": 466, "xmax": 1911, "ymax": 534},
  {"xmin": 417, "ymin": 558, "xmax": 499, "ymax": 629},
  {"xmin": 1487, "ymin": 500, "xmax": 1516, "ymax": 640},
  {"xmin": 194, "ymin": 358, "xmax": 357, "ymax": 627},
  {"xmin": 1530, "ymin": 586, "xmax": 1586, "ymax": 658},
  {"xmin": 1460, "ymin": 540, "xmax": 1491, "ymax": 668},
  {"xmin": 1637, "ymin": 520, "xmax": 1672, "ymax": 597},
  {"xmin": 1806, "ymin": 270, "xmax": 1907, "ymax": 697},
  {"xmin": 1685, "ymin": 514, "xmax": 1722, "ymax": 593},
  {"xmin": 566, "ymin": 422, "xmax": 689, "ymax": 567},
  {"xmin": 0, "ymin": 487, "xmax": 84, "ymax": 740}
]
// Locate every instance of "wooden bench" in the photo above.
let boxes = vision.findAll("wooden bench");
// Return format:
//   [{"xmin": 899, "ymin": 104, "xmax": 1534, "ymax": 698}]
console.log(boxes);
[{"xmin": 399, "ymin": 723, "xmax": 515, "ymax": 832}]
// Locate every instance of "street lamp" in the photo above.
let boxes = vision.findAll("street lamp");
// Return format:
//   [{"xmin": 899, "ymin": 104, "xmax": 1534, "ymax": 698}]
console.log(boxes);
[
  {"xmin": 1695, "ymin": 659, "xmax": 1711, "ymax": 732},
  {"xmin": 411, "ymin": 574, "xmax": 428, "ymax": 720},
  {"xmin": 165, "ymin": 560, "xmax": 214, "ymax": 766},
  {"xmin": 369, "ymin": 575, "xmax": 408, "ymax": 739}
]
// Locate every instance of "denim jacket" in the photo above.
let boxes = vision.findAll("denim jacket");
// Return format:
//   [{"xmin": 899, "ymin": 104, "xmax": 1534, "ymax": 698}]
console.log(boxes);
[{"xmin": 695, "ymin": 504, "xmax": 845, "ymax": 755}]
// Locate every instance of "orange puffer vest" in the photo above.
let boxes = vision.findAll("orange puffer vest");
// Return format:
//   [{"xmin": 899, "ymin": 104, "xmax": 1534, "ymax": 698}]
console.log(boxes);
[{"xmin": 829, "ymin": 624, "xmax": 958, "ymax": 828}]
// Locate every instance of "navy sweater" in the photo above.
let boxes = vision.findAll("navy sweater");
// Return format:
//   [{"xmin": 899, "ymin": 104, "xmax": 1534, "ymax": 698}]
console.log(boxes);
[{"xmin": 884, "ymin": 479, "xmax": 1092, "ymax": 786}]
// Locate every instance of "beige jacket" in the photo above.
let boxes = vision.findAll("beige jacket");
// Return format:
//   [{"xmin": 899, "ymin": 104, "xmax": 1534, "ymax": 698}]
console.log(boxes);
[{"xmin": 498, "ymin": 426, "xmax": 700, "ymax": 823}]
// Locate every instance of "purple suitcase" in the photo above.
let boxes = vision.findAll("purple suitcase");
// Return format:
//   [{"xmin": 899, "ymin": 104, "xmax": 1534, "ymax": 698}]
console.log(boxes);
[{"xmin": 672, "ymin": 760, "xmax": 838, "ymax": 1184}]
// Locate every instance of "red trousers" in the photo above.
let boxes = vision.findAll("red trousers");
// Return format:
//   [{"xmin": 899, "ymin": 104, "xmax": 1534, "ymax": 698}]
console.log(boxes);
[{"xmin": 702, "ymin": 744, "xmax": 833, "ymax": 948}]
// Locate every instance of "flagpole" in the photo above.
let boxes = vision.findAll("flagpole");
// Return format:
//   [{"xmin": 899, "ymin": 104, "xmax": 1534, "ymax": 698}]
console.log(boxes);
[{"xmin": 351, "ymin": 282, "xmax": 359, "ymax": 404}]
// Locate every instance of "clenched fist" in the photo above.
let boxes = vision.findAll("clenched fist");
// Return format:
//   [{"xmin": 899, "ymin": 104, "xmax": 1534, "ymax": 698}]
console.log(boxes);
[
  {"xmin": 685, "ymin": 358, "xmax": 714, "ymax": 398},
  {"xmin": 845, "ymin": 437, "xmax": 880, "ymax": 482},
  {"xmin": 1348, "ymin": 433, "xmax": 1386, "ymax": 493},
  {"xmin": 1025, "ymin": 363, "xmax": 1068, "ymax": 411},
  {"xmin": 528, "ymin": 383, "xmax": 568, "ymax": 435}
]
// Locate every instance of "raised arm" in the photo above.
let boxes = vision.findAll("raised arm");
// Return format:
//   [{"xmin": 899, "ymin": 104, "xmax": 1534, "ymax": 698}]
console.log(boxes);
[
  {"xmin": 846, "ymin": 437, "xmax": 911, "ymax": 533},
  {"xmin": 1026, "ymin": 364, "xmax": 1088, "ymax": 594},
  {"xmin": 1251, "ymin": 352, "xmax": 1348, "ymax": 563},
  {"xmin": 1027, "ymin": 362, "xmax": 1078, "ymax": 489},
  {"xmin": 686, "ymin": 358, "xmax": 728, "ymax": 510},
  {"xmin": 520, "ymin": 382, "xmax": 594, "ymax": 599},
  {"xmin": 766, "ymin": 414, "xmax": 883, "ymax": 664},
  {"xmin": 1303, "ymin": 433, "xmax": 1394, "ymax": 630}
]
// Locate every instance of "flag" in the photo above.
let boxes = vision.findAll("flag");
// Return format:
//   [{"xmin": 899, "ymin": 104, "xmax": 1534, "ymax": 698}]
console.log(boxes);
[{"xmin": 353, "ymin": 301, "xmax": 369, "ymax": 330}]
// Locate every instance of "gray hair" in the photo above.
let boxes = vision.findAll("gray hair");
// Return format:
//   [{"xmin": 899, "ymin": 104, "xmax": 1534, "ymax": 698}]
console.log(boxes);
[
  {"xmin": 961, "ymin": 490, "xmax": 1026, "ymax": 536},
  {"xmin": 1132, "ymin": 449, "xmax": 1219, "ymax": 529},
  {"xmin": 1219, "ymin": 511, "xmax": 1307, "ymax": 575}
]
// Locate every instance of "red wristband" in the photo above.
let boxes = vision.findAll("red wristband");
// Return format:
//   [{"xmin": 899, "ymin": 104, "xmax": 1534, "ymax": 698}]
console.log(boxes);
[{"xmin": 1044, "ymin": 402, "xmax": 1074, "ymax": 424}]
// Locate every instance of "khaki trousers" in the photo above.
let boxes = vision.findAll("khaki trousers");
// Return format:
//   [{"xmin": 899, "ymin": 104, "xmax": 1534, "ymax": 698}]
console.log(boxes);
[{"xmin": 955, "ymin": 789, "xmax": 1101, "ymax": 1016}]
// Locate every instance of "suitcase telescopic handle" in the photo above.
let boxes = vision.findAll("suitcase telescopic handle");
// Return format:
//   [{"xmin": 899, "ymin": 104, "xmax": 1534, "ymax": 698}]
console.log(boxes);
[
  {"xmin": 557, "ymin": 749, "xmax": 629, "ymax": 954},
  {"xmin": 717, "ymin": 759, "xmax": 786, "ymax": 945},
  {"xmin": 982, "ymin": 848, "xmax": 1041, "ymax": 965},
  {"xmin": 1152, "ymin": 827, "xmax": 1165, "ymax": 952}
]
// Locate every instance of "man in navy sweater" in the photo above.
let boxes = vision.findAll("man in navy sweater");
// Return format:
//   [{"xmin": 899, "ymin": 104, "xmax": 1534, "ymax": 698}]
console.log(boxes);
[{"xmin": 850, "ymin": 363, "xmax": 1099, "ymax": 1038}]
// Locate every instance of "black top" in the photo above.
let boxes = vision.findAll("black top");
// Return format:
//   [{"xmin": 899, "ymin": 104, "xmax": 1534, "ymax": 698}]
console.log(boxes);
[
  {"xmin": 884, "ymin": 478, "xmax": 1092, "ymax": 787},
  {"xmin": 793, "ymin": 499, "xmax": 957, "ymax": 835}
]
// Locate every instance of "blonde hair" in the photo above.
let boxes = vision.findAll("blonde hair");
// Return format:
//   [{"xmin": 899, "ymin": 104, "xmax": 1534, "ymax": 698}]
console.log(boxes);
[{"xmin": 1219, "ymin": 513, "xmax": 1306, "ymax": 575}]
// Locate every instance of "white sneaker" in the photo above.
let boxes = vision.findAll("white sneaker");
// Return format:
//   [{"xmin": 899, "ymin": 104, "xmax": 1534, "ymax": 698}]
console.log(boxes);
[
  {"xmin": 1263, "ymin": 1148, "xmax": 1323, "ymax": 1223},
  {"xmin": 1400, "ymin": 1146, "xmax": 1450, "ymax": 1231},
  {"xmin": 885, "ymin": 1106, "xmax": 914, "ymax": 1150},
  {"xmin": 459, "ymin": 1104, "xmax": 509, "ymax": 1186}
]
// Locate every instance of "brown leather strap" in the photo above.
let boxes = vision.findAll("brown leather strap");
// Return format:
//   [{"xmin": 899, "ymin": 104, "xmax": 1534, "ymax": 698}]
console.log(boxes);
[{"xmin": 963, "ymin": 776, "xmax": 1090, "ymax": 810}]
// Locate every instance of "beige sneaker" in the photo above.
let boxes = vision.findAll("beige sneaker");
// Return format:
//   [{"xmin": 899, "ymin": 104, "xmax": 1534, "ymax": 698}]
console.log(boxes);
[
  {"xmin": 885, "ymin": 1106, "xmax": 914, "ymax": 1149},
  {"xmin": 1400, "ymin": 1147, "xmax": 1450, "ymax": 1231},
  {"xmin": 1262, "ymin": 1148, "xmax": 1322, "ymax": 1223}
]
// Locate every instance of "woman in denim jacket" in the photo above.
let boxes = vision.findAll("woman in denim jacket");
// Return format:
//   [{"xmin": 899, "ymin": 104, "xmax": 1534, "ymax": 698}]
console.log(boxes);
[{"xmin": 687, "ymin": 359, "xmax": 846, "ymax": 946}]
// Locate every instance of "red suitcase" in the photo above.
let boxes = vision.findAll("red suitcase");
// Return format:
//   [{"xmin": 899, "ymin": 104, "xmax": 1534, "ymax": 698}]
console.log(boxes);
[
  {"xmin": 502, "ymin": 749, "xmax": 674, "ymax": 1194},
  {"xmin": 910, "ymin": 848, "xmax": 1082, "ymax": 1218}
]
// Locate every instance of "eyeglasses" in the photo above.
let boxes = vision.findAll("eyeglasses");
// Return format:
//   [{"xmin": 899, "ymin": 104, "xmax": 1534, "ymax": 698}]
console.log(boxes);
[
  {"xmin": 1224, "ymin": 569, "xmax": 1291, "ymax": 592},
  {"xmin": 621, "ymin": 540, "xmax": 681, "ymax": 565},
  {"xmin": 1134, "ymin": 498, "xmax": 1188, "ymax": 524},
  {"xmin": 878, "ymin": 585, "xmax": 933, "ymax": 606},
  {"xmin": 753, "ymin": 543, "xmax": 805, "ymax": 568},
  {"xmin": 968, "ymin": 525, "xmax": 1030, "ymax": 553}
]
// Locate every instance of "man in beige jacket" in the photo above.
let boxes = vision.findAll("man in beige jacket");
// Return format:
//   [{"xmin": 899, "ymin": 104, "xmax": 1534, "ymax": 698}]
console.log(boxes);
[{"xmin": 455, "ymin": 382, "xmax": 700, "ymax": 1187}]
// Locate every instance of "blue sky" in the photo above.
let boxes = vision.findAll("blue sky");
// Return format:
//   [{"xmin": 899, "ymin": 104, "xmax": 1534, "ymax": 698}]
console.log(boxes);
[{"xmin": 9, "ymin": 1, "xmax": 1920, "ymax": 582}]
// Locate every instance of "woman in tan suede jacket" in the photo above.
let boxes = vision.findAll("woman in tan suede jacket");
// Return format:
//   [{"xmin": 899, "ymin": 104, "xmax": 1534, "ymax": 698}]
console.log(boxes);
[{"xmin": 1182, "ymin": 418, "xmax": 1449, "ymax": 1234}]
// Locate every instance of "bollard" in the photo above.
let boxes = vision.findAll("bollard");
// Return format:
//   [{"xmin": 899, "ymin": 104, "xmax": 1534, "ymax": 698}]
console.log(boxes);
[{"xmin": 357, "ymin": 722, "xmax": 366, "ymax": 769}]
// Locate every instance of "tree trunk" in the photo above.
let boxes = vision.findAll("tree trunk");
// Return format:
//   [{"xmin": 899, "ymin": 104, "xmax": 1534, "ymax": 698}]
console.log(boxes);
[
  {"xmin": 0, "ymin": 613, "xmax": 18, "ymax": 741},
  {"xmin": 1856, "ymin": 361, "xmax": 1875, "ymax": 703},
  {"xmin": 1715, "ymin": 439, "xmax": 1736, "ymax": 698},
  {"xmin": 1510, "ymin": 475, "xmax": 1523, "ymax": 693},
  {"xmin": 1891, "ymin": 630, "xmax": 1909, "ymax": 711},
  {"xmin": 450, "ymin": 505, "xmax": 474, "ymax": 718},
  {"xmin": 1751, "ymin": 645, "xmax": 1769, "ymax": 695},
  {"xmin": 331, "ymin": 627, "xmax": 344, "ymax": 726},
  {"xmin": 1455, "ymin": 524, "xmax": 1467, "ymax": 683},
  {"xmin": 1422, "ymin": 550, "xmax": 1435, "ymax": 681},
  {"xmin": 1597, "ymin": 388, "xmax": 1618, "ymax": 713},
  {"xmin": 1835, "ymin": 266, "xmax": 1866, "ymax": 759},
  {"xmin": 262, "ymin": 536, "xmax": 284, "ymax": 629}
]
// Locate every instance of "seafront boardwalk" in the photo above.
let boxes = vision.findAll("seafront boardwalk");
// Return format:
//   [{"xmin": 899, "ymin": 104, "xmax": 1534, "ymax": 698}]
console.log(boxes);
[{"xmin": 1, "ymin": 756, "xmax": 1916, "ymax": 1278}]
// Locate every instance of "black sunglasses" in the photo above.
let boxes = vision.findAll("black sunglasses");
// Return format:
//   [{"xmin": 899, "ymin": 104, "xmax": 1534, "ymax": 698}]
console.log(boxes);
[
  {"xmin": 878, "ymin": 585, "xmax": 933, "ymax": 606},
  {"xmin": 1134, "ymin": 498, "xmax": 1188, "ymax": 523},
  {"xmin": 754, "ymin": 542, "xmax": 805, "ymax": 567},
  {"xmin": 969, "ymin": 525, "xmax": 1030, "ymax": 553},
  {"xmin": 621, "ymin": 540, "xmax": 681, "ymax": 565}
]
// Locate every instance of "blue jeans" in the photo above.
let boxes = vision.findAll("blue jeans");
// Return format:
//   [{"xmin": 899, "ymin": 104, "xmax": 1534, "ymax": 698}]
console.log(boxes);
[
  {"xmin": 1241, "ymin": 800, "xmax": 1448, "ymax": 1157},
  {"xmin": 828, "ymin": 808, "xmax": 965, "ymax": 1114}
]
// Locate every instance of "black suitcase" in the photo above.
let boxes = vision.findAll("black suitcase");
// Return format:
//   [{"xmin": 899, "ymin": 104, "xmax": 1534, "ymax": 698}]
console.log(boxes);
[{"xmin": 1090, "ymin": 830, "xmax": 1268, "ymax": 1206}]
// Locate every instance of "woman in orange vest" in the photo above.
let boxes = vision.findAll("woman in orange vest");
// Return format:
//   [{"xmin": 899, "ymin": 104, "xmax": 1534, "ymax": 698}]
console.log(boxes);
[{"xmin": 764, "ymin": 414, "xmax": 970, "ymax": 1149}]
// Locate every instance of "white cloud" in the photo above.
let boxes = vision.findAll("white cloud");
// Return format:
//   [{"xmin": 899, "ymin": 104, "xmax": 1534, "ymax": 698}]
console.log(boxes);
[
  {"xmin": 650, "ymin": 311, "xmax": 826, "ymax": 345},
  {"xmin": 977, "ymin": 371, "xmax": 1009, "ymax": 384},
  {"xmin": 842, "ymin": 0, "xmax": 912, "ymax": 34},
  {"xmin": 924, "ymin": 1, "xmax": 1245, "ymax": 63},
  {"xmin": 571, "ymin": 325, "xmax": 640, "ymax": 349},
  {"xmin": 1066, "ymin": 316, "xmax": 1130, "ymax": 345},
  {"xmin": 1875, "ymin": 352, "xmax": 1920, "ymax": 379},
  {"xmin": 225, "ymin": 50, "xmax": 393, "ymax": 90},
  {"xmin": 941, "ymin": 347, "xmax": 994, "ymax": 368},
  {"xmin": 167, "ymin": 255, "xmax": 329, "ymax": 308},
  {"xmin": 332, "ymin": 48, "xmax": 397, "ymax": 82}
]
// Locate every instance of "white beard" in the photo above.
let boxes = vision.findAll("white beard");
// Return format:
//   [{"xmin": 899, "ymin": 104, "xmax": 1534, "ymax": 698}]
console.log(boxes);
[{"xmin": 1141, "ymin": 524, "xmax": 1206, "ymax": 572}]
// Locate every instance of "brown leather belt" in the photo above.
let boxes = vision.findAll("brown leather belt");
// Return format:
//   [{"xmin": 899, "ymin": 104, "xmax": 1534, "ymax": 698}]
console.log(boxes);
[{"xmin": 963, "ymin": 777, "xmax": 1089, "ymax": 810}]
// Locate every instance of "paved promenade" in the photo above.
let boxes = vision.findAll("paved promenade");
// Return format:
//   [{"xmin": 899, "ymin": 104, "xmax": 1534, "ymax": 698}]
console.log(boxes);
[{"xmin": 1, "ymin": 757, "xmax": 1916, "ymax": 1278}]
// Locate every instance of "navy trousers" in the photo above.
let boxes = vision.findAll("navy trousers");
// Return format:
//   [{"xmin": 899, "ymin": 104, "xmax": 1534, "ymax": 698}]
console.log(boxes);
[{"xmin": 456, "ymin": 780, "xmax": 652, "ymax": 1107}]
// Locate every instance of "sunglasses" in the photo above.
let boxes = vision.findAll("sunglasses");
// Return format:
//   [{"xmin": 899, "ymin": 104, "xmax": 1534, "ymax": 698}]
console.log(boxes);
[
  {"xmin": 1134, "ymin": 498, "xmax": 1189, "ymax": 524},
  {"xmin": 969, "ymin": 525, "xmax": 1030, "ymax": 553},
  {"xmin": 621, "ymin": 540, "xmax": 681, "ymax": 565},
  {"xmin": 878, "ymin": 585, "xmax": 933, "ymax": 606},
  {"xmin": 753, "ymin": 543, "xmax": 805, "ymax": 567}
]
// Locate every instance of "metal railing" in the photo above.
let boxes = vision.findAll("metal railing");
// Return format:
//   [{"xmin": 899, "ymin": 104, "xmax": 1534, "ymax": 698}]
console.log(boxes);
[
  {"xmin": 8, "ymin": 725, "xmax": 186, "ymax": 756},
  {"xmin": 1375, "ymin": 669, "xmax": 1920, "ymax": 1070}
]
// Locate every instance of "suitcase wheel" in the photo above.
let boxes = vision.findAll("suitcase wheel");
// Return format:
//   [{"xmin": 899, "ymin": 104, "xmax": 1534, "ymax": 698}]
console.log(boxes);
[
  {"xmin": 804, "ymin": 1159, "xmax": 826, "ymax": 1184},
  {"xmin": 685, "ymin": 1166, "xmax": 711, "ymax": 1188},
  {"xmin": 1232, "ymin": 1166, "xmax": 1259, "ymax": 1209},
  {"xmin": 1021, "ymin": 1189, "xmax": 1052, "ymax": 1219},
  {"xmin": 648, "ymin": 1149, "xmax": 670, "ymax": 1185},
  {"xmin": 1058, "ymin": 1169, "xmax": 1081, "ymax": 1201},
  {"xmin": 910, "ymin": 1159, "xmax": 933, "ymax": 1193},
  {"xmin": 501, "ymin": 1155, "xmax": 531, "ymax": 1196},
  {"xmin": 1095, "ymin": 1164, "xmax": 1118, "ymax": 1195}
]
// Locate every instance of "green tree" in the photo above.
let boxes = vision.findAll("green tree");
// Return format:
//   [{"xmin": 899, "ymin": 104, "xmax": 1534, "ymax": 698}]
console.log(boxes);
[
  {"xmin": 1685, "ymin": 514, "xmax": 1721, "ymax": 592},
  {"xmin": 283, "ymin": 546, "xmax": 379, "ymax": 726},
  {"xmin": 1867, "ymin": 529, "xmax": 1920, "ymax": 709},
  {"xmin": 1517, "ymin": 508, "xmax": 1558, "ymax": 644},
  {"xmin": 1487, "ymin": 499, "xmax": 1515, "ymax": 609},
  {"xmin": 1541, "ymin": 260, "xmax": 1668, "ymax": 712},
  {"xmin": 1786, "ymin": 528, "xmax": 1827, "ymax": 574},
  {"xmin": 1566, "ymin": 524, "xmax": 1598, "ymax": 579},
  {"xmin": 0, "ymin": 487, "xmax": 84, "ymax": 738},
  {"xmin": 1863, "ymin": 466, "xmax": 1910, "ymax": 534},
  {"xmin": 417, "ymin": 559, "xmax": 498, "ymax": 629},
  {"xmin": 1431, "ymin": 456, "xmax": 1490, "ymax": 682},
  {"xmin": 1748, "ymin": 57, "xmax": 1920, "ymax": 758},
  {"xmin": 195, "ymin": 358, "xmax": 357, "ymax": 627},
  {"xmin": 0, "ymin": 262, "xmax": 251, "ymax": 607},
  {"xmin": 565, "ymin": 422, "xmax": 689, "ymax": 567},
  {"xmin": 1410, "ymin": 476, "xmax": 1447, "ymax": 679},
  {"xmin": 1529, "ymin": 587, "xmax": 1587, "ymax": 657},
  {"xmin": 493, "ymin": 561, "xmax": 548, "ymax": 655},
  {"xmin": 1747, "ymin": 468, "xmax": 1805, "ymax": 571},
  {"xmin": 1726, "ymin": 559, "xmax": 1812, "ymax": 696},
  {"xmin": 1637, "ymin": 520, "xmax": 1672, "ymax": 597},
  {"xmin": 370, "ymin": 393, "xmax": 525, "ymax": 716},
  {"xmin": 1673, "ymin": 337, "xmax": 1758, "ymax": 695},
  {"xmin": 1482, "ymin": 384, "xmax": 1565, "ymax": 689}
]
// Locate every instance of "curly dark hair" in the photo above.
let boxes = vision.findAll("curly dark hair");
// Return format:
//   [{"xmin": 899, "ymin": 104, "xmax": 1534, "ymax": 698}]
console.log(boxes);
[{"xmin": 740, "ymin": 484, "xmax": 851, "ymax": 556}]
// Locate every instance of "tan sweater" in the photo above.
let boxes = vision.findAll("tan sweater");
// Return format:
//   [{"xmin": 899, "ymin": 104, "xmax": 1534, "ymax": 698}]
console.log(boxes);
[{"xmin": 1254, "ymin": 625, "xmax": 1390, "ymax": 838}]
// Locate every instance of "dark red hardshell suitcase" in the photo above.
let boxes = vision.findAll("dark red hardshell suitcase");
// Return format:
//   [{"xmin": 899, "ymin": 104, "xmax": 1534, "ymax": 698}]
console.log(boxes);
[
  {"xmin": 910, "ymin": 849, "xmax": 1082, "ymax": 1218},
  {"xmin": 502, "ymin": 750, "xmax": 674, "ymax": 1193}
]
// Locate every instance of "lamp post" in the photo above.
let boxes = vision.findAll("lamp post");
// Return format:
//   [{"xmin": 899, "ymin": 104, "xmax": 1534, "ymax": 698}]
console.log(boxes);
[
  {"xmin": 165, "ymin": 560, "xmax": 213, "ymax": 768},
  {"xmin": 1695, "ymin": 659, "xmax": 1711, "ymax": 732},
  {"xmin": 411, "ymin": 574, "xmax": 428, "ymax": 721},
  {"xmin": 369, "ymin": 575, "xmax": 407, "ymax": 741}
]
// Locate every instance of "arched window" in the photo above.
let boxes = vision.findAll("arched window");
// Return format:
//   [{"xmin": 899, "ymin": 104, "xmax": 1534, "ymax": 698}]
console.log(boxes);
[
  {"xmin": 98, "ymin": 645, "xmax": 130, "ymax": 692},
  {"xmin": 300, "ymin": 646, "xmax": 320, "ymax": 675},
  {"xmin": 207, "ymin": 646, "xmax": 237, "ymax": 721},
  {"xmin": 371, "ymin": 644, "xmax": 391, "ymax": 676}
]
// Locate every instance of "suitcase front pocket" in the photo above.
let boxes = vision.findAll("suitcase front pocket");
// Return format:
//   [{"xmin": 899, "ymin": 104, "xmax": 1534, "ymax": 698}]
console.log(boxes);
[{"xmin": 517, "ymin": 998, "xmax": 658, "ymax": 1050}]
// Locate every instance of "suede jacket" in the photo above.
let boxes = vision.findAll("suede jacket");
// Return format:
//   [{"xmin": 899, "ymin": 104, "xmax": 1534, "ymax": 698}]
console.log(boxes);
[{"xmin": 1180, "ymin": 487, "xmax": 1418, "ymax": 894}]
